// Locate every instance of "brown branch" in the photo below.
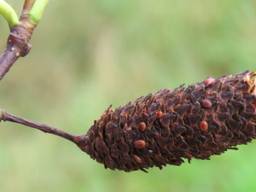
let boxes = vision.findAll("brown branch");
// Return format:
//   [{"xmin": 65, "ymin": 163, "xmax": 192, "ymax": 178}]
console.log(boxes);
[
  {"xmin": 0, "ymin": 110, "xmax": 79, "ymax": 144},
  {"xmin": 22, "ymin": 0, "xmax": 36, "ymax": 16},
  {"xmin": 0, "ymin": 0, "xmax": 37, "ymax": 80}
]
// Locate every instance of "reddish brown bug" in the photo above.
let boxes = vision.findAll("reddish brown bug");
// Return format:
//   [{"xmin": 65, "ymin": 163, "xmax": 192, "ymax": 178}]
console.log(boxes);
[
  {"xmin": 204, "ymin": 77, "xmax": 216, "ymax": 86},
  {"xmin": 201, "ymin": 99, "xmax": 212, "ymax": 109},
  {"xmin": 134, "ymin": 140, "xmax": 146, "ymax": 149},
  {"xmin": 155, "ymin": 111, "xmax": 164, "ymax": 118},
  {"xmin": 200, "ymin": 120, "xmax": 208, "ymax": 132},
  {"xmin": 138, "ymin": 122, "xmax": 147, "ymax": 132}
]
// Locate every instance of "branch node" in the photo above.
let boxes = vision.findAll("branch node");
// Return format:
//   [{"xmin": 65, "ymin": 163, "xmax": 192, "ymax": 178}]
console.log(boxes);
[{"xmin": 8, "ymin": 22, "xmax": 34, "ymax": 57}]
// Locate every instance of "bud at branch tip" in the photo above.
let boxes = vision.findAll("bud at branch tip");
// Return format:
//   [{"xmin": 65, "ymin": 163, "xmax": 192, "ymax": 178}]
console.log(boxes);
[
  {"xmin": 0, "ymin": 0, "xmax": 19, "ymax": 28},
  {"xmin": 28, "ymin": 0, "xmax": 49, "ymax": 24}
]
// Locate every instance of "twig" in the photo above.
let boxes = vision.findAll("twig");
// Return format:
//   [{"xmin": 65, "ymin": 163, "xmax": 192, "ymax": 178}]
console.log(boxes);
[
  {"xmin": 0, "ymin": 0, "xmax": 48, "ymax": 80},
  {"xmin": 0, "ymin": 0, "xmax": 82, "ymax": 149},
  {"xmin": 0, "ymin": 110, "xmax": 78, "ymax": 143},
  {"xmin": 0, "ymin": 20, "xmax": 34, "ymax": 79},
  {"xmin": 0, "ymin": 0, "xmax": 90, "ymax": 159},
  {"xmin": 22, "ymin": 0, "xmax": 36, "ymax": 16}
]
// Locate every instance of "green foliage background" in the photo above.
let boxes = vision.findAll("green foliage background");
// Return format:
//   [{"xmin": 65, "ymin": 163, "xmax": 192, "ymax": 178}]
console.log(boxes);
[{"xmin": 0, "ymin": 0, "xmax": 256, "ymax": 191}]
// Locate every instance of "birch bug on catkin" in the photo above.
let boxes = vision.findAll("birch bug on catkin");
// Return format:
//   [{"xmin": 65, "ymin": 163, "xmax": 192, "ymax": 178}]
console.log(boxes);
[
  {"xmin": 1, "ymin": 71, "xmax": 256, "ymax": 172},
  {"xmin": 75, "ymin": 71, "xmax": 256, "ymax": 172},
  {"xmin": 1, "ymin": 0, "xmax": 256, "ymax": 174}
]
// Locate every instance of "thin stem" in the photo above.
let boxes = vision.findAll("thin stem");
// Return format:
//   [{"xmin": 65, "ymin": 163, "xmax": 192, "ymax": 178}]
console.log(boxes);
[
  {"xmin": 22, "ymin": 0, "xmax": 36, "ymax": 16},
  {"xmin": 0, "ymin": 0, "xmax": 19, "ymax": 28},
  {"xmin": 23, "ymin": 0, "xmax": 36, "ymax": 11},
  {"xmin": 0, "ymin": 46, "xmax": 20, "ymax": 78},
  {"xmin": 0, "ymin": 110, "xmax": 78, "ymax": 143},
  {"xmin": 0, "ymin": 22, "xmax": 34, "ymax": 80}
]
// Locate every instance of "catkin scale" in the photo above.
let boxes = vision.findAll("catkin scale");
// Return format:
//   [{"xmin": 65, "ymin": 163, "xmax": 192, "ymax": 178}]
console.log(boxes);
[{"xmin": 77, "ymin": 71, "xmax": 256, "ymax": 172}]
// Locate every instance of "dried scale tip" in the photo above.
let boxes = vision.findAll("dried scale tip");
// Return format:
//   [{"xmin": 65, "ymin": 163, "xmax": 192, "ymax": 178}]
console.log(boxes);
[{"xmin": 78, "ymin": 71, "xmax": 256, "ymax": 172}]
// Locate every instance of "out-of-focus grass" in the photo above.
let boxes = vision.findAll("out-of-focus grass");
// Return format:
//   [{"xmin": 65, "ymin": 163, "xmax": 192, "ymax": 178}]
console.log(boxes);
[{"xmin": 0, "ymin": 0, "xmax": 256, "ymax": 191}]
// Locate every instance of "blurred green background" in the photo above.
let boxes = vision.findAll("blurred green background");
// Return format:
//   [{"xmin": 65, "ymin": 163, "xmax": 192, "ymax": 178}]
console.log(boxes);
[{"xmin": 1, "ymin": 0, "xmax": 256, "ymax": 191}]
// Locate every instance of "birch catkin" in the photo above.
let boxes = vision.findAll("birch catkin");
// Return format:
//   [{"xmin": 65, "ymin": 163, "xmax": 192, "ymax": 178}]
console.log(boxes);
[{"xmin": 77, "ymin": 71, "xmax": 256, "ymax": 172}]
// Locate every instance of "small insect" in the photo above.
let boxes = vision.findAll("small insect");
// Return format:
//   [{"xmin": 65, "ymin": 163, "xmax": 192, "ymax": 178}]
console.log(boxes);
[
  {"xmin": 204, "ymin": 77, "xmax": 216, "ymax": 86},
  {"xmin": 200, "ymin": 120, "xmax": 208, "ymax": 132},
  {"xmin": 138, "ymin": 122, "xmax": 147, "ymax": 132},
  {"xmin": 201, "ymin": 99, "xmax": 212, "ymax": 109}
]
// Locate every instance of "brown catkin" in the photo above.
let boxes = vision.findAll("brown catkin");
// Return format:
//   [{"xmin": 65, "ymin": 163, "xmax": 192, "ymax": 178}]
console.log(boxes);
[{"xmin": 78, "ymin": 71, "xmax": 256, "ymax": 172}]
